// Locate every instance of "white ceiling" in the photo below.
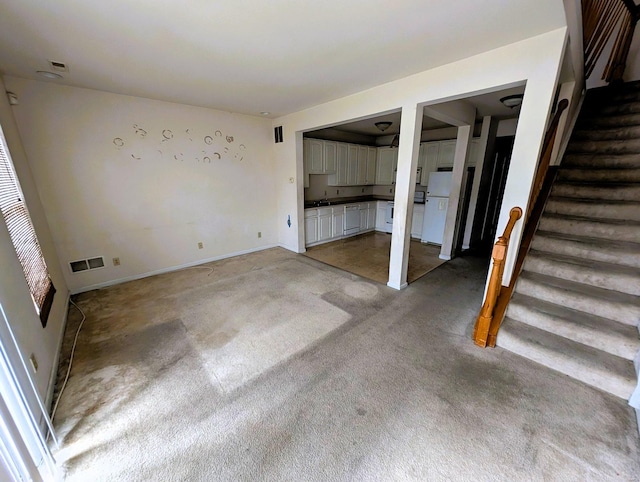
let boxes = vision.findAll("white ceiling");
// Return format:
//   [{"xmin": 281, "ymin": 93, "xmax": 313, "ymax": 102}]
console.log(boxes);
[{"xmin": 0, "ymin": 1, "xmax": 567, "ymax": 117}]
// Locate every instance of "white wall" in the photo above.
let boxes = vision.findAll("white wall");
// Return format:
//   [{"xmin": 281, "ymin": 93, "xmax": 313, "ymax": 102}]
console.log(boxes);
[
  {"xmin": 5, "ymin": 78, "xmax": 277, "ymax": 293},
  {"xmin": 274, "ymin": 28, "xmax": 568, "ymax": 286},
  {"xmin": 0, "ymin": 78, "xmax": 69, "ymax": 408}
]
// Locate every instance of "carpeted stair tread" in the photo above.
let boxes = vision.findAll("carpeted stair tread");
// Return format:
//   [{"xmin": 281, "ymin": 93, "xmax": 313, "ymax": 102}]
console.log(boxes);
[
  {"xmin": 563, "ymin": 152, "xmax": 640, "ymax": 169},
  {"xmin": 532, "ymin": 231, "xmax": 640, "ymax": 268},
  {"xmin": 539, "ymin": 213, "xmax": 640, "ymax": 242},
  {"xmin": 497, "ymin": 319, "xmax": 637, "ymax": 399},
  {"xmin": 556, "ymin": 167, "xmax": 640, "ymax": 183},
  {"xmin": 515, "ymin": 271, "xmax": 640, "ymax": 326},
  {"xmin": 566, "ymin": 138, "xmax": 640, "ymax": 155},
  {"xmin": 524, "ymin": 250, "xmax": 640, "ymax": 296},
  {"xmin": 571, "ymin": 125, "xmax": 640, "ymax": 141},
  {"xmin": 551, "ymin": 181, "xmax": 640, "ymax": 201},
  {"xmin": 576, "ymin": 113, "xmax": 640, "ymax": 130},
  {"xmin": 506, "ymin": 293, "xmax": 640, "ymax": 360},
  {"xmin": 545, "ymin": 196, "xmax": 640, "ymax": 221}
]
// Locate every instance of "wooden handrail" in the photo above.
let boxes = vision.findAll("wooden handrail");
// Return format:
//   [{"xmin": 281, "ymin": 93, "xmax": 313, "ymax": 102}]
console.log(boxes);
[
  {"xmin": 472, "ymin": 97, "xmax": 569, "ymax": 348},
  {"xmin": 584, "ymin": 0, "xmax": 639, "ymax": 82},
  {"xmin": 473, "ymin": 207, "xmax": 522, "ymax": 348}
]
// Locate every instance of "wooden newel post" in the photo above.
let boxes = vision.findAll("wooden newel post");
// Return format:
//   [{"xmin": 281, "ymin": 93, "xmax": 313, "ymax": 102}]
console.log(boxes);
[{"xmin": 472, "ymin": 207, "xmax": 522, "ymax": 347}]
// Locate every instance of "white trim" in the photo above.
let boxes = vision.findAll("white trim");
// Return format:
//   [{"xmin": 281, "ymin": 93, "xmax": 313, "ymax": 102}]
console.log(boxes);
[
  {"xmin": 71, "ymin": 244, "xmax": 279, "ymax": 294},
  {"xmin": 45, "ymin": 291, "xmax": 70, "ymax": 411},
  {"xmin": 439, "ymin": 254, "xmax": 452, "ymax": 261}
]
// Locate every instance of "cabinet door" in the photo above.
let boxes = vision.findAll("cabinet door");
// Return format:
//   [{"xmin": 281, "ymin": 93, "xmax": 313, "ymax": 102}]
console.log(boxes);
[
  {"xmin": 411, "ymin": 205, "xmax": 424, "ymax": 238},
  {"xmin": 324, "ymin": 141, "xmax": 337, "ymax": 173},
  {"xmin": 332, "ymin": 210, "xmax": 344, "ymax": 238},
  {"xmin": 356, "ymin": 146, "xmax": 368, "ymax": 185},
  {"xmin": 307, "ymin": 139, "xmax": 324, "ymax": 174},
  {"xmin": 347, "ymin": 144, "xmax": 359, "ymax": 185},
  {"xmin": 467, "ymin": 139, "xmax": 480, "ymax": 167},
  {"xmin": 420, "ymin": 142, "xmax": 440, "ymax": 185},
  {"xmin": 334, "ymin": 143, "xmax": 349, "ymax": 185},
  {"xmin": 367, "ymin": 205, "xmax": 376, "ymax": 229},
  {"xmin": 359, "ymin": 207, "xmax": 368, "ymax": 231},
  {"xmin": 305, "ymin": 216, "xmax": 318, "ymax": 245},
  {"xmin": 376, "ymin": 202, "xmax": 387, "ymax": 231},
  {"xmin": 319, "ymin": 214, "xmax": 332, "ymax": 241},
  {"xmin": 376, "ymin": 148, "xmax": 396, "ymax": 185},
  {"xmin": 366, "ymin": 147, "xmax": 377, "ymax": 185},
  {"xmin": 437, "ymin": 140, "xmax": 456, "ymax": 169}
]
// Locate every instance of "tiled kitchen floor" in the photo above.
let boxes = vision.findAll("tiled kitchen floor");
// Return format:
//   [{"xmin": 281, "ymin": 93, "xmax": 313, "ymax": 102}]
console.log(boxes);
[{"xmin": 303, "ymin": 231, "xmax": 446, "ymax": 284}]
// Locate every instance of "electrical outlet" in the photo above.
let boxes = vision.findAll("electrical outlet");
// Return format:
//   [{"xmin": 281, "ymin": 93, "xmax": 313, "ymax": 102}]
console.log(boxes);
[
  {"xmin": 198, "ymin": 242, "xmax": 204, "ymax": 249},
  {"xmin": 29, "ymin": 354, "xmax": 38, "ymax": 372},
  {"xmin": 258, "ymin": 232, "xmax": 262, "ymax": 238},
  {"xmin": 337, "ymin": 189, "xmax": 340, "ymax": 195},
  {"xmin": 361, "ymin": 188, "xmax": 364, "ymax": 193},
  {"xmin": 112, "ymin": 257, "xmax": 120, "ymax": 266}
]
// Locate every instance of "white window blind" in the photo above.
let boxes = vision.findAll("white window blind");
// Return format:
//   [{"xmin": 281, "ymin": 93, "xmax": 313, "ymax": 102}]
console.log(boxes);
[{"xmin": 0, "ymin": 127, "xmax": 55, "ymax": 327}]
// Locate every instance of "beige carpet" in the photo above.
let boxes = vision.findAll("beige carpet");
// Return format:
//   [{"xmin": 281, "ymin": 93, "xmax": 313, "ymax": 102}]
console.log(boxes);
[
  {"xmin": 304, "ymin": 231, "xmax": 446, "ymax": 284},
  {"xmin": 51, "ymin": 248, "xmax": 640, "ymax": 481}
]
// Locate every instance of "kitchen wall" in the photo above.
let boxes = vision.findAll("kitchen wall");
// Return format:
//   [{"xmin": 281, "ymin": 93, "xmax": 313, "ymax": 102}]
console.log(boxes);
[
  {"xmin": 305, "ymin": 175, "xmax": 374, "ymax": 200},
  {"xmin": 0, "ymin": 77, "xmax": 68, "ymax": 408},
  {"xmin": 5, "ymin": 78, "xmax": 277, "ymax": 293}
]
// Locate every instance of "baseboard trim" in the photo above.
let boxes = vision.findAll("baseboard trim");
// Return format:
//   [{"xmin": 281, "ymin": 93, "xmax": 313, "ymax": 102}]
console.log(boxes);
[
  {"xmin": 71, "ymin": 244, "xmax": 279, "ymax": 294},
  {"xmin": 44, "ymin": 291, "xmax": 71, "ymax": 412}
]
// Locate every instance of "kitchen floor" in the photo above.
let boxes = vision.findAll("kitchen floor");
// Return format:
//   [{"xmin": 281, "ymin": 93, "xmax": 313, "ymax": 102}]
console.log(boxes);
[{"xmin": 303, "ymin": 231, "xmax": 446, "ymax": 284}]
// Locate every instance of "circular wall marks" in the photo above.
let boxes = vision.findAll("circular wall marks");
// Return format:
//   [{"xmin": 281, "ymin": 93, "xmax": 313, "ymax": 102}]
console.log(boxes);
[
  {"xmin": 214, "ymin": 152, "xmax": 221, "ymax": 159},
  {"xmin": 133, "ymin": 124, "xmax": 147, "ymax": 138},
  {"xmin": 131, "ymin": 154, "xmax": 141, "ymax": 160},
  {"xmin": 204, "ymin": 136, "xmax": 213, "ymax": 145},
  {"xmin": 162, "ymin": 129, "xmax": 173, "ymax": 140},
  {"xmin": 113, "ymin": 138, "xmax": 125, "ymax": 148},
  {"xmin": 226, "ymin": 136, "xmax": 234, "ymax": 143},
  {"xmin": 204, "ymin": 156, "xmax": 211, "ymax": 163},
  {"xmin": 224, "ymin": 147, "xmax": 229, "ymax": 153},
  {"xmin": 239, "ymin": 144, "xmax": 246, "ymax": 150},
  {"xmin": 215, "ymin": 130, "xmax": 222, "ymax": 137}
]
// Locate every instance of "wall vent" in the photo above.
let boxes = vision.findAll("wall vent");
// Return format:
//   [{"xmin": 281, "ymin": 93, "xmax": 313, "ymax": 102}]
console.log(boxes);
[
  {"xmin": 69, "ymin": 256, "xmax": 105, "ymax": 273},
  {"xmin": 274, "ymin": 126, "xmax": 283, "ymax": 143}
]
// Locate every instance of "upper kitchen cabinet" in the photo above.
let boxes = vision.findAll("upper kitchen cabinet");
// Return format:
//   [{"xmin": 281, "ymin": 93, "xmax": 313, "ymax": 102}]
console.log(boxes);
[
  {"xmin": 347, "ymin": 144, "xmax": 359, "ymax": 185},
  {"xmin": 366, "ymin": 147, "xmax": 377, "ymax": 185},
  {"xmin": 420, "ymin": 142, "xmax": 440, "ymax": 185},
  {"xmin": 376, "ymin": 147, "xmax": 398, "ymax": 185},
  {"xmin": 436, "ymin": 139, "xmax": 456, "ymax": 169},
  {"xmin": 356, "ymin": 146, "xmax": 368, "ymax": 185},
  {"xmin": 304, "ymin": 138, "xmax": 336, "ymax": 175}
]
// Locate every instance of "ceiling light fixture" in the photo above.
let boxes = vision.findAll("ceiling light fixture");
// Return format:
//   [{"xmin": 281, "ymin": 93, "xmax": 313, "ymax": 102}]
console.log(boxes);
[
  {"xmin": 375, "ymin": 121, "xmax": 392, "ymax": 132},
  {"xmin": 500, "ymin": 94, "xmax": 524, "ymax": 109},
  {"xmin": 260, "ymin": 111, "xmax": 270, "ymax": 116},
  {"xmin": 36, "ymin": 71, "xmax": 63, "ymax": 80}
]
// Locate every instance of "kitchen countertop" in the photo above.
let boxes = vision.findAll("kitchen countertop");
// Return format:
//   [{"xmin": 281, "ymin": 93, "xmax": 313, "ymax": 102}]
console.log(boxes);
[{"xmin": 304, "ymin": 195, "xmax": 424, "ymax": 209}]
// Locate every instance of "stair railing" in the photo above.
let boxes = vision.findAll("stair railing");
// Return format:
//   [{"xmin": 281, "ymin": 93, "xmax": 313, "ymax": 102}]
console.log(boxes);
[
  {"xmin": 473, "ymin": 207, "xmax": 522, "ymax": 347},
  {"xmin": 583, "ymin": 0, "xmax": 640, "ymax": 82},
  {"xmin": 472, "ymin": 98, "xmax": 569, "ymax": 348}
]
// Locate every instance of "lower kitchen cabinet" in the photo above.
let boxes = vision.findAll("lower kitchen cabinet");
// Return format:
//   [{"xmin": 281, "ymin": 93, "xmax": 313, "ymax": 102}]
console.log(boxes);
[
  {"xmin": 304, "ymin": 209, "xmax": 319, "ymax": 245},
  {"xmin": 332, "ymin": 209, "xmax": 344, "ymax": 239},
  {"xmin": 411, "ymin": 204, "xmax": 425, "ymax": 238},
  {"xmin": 318, "ymin": 208, "xmax": 332, "ymax": 242}
]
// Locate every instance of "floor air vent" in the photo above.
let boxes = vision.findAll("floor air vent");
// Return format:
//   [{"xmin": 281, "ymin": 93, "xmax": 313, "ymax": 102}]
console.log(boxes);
[{"xmin": 70, "ymin": 256, "xmax": 105, "ymax": 273}]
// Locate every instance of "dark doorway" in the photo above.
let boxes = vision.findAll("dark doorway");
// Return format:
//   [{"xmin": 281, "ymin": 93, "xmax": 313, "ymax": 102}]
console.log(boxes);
[{"xmin": 470, "ymin": 135, "xmax": 515, "ymax": 256}]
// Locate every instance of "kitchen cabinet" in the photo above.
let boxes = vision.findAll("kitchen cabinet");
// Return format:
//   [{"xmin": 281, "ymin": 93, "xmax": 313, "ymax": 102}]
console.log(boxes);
[
  {"xmin": 347, "ymin": 144, "xmax": 359, "ymax": 185},
  {"xmin": 356, "ymin": 146, "xmax": 368, "ymax": 185},
  {"xmin": 318, "ymin": 208, "xmax": 332, "ymax": 242},
  {"xmin": 375, "ymin": 201, "xmax": 387, "ymax": 231},
  {"xmin": 305, "ymin": 139, "xmax": 324, "ymax": 174},
  {"xmin": 304, "ymin": 209, "xmax": 318, "ymax": 245},
  {"xmin": 420, "ymin": 142, "xmax": 440, "ymax": 185},
  {"xmin": 332, "ymin": 208, "xmax": 344, "ymax": 239},
  {"xmin": 437, "ymin": 140, "xmax": 456, "ymax": 169},
  {"xmin": 467, "ymin": 139, "xmax": 480, "ymax": 167},
  {"xmin": 324, "ymin": 141, "xmax": 337, "ymax": 173},
  {"xmin": 359, "ymin": 204, "xmax": 368, "ymax": 230},
  {"xmin": 376, "ymin": 147, "xmax": 398, "ymax": 185},
  {"xmin": 366, "ymin": 147, "xmax": 377, "ymax": 185},
  {"xmin": 411, "ymin": 203, "xmax": 425, "ymax": 238},
  {"xmin": 367, "ymin": 203, "xmax": 376, "ymax": 229}
]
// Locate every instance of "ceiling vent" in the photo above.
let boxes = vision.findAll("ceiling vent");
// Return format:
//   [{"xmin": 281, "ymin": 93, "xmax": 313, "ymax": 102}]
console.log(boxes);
[
  {"xmin": 48, "ymin": 60, "xmax": 69, "ymax": 72},
  {"xmin": 69, "ymin": 256, "xmax": 105, "ymax": 273}
]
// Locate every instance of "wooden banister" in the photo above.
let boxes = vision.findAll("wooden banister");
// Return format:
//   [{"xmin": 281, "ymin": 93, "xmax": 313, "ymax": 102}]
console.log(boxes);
[
  {"xmin": 473, "ymin": 97, "xmax": 569, "ymax": 349},
  {"xmin": 584, "ymin": 0, "xmax": 639, "ymax": 82},
  {"xmin": 473, "ymin": 207, "xmax": 522, "ymax": 348}
]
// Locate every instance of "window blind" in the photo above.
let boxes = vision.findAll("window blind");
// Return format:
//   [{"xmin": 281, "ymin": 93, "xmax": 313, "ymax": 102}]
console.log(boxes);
[{"xmin": 0, "ymin": 128, "xmax": 55, "ymax": 327}]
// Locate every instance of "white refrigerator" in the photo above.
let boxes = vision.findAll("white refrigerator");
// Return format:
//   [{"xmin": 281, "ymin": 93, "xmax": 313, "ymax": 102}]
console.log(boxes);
[{"xmin": 422, "ymin": 171, "xmax": 452, "ymax": 245}]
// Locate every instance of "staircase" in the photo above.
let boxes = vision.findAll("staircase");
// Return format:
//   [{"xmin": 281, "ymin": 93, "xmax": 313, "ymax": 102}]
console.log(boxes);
[{"xmin": 497, "ymin": 82, "xmax": 640, "ymax": 401}]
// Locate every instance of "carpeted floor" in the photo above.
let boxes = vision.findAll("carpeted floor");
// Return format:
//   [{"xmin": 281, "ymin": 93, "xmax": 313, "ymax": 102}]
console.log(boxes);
[
  {"xmin": 51, "ymin": 248, "xmax": 640, "ymax": 481},
  {"xmin": 304, "ymin": 231, "xmax": 446, "ymax": 284}
]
